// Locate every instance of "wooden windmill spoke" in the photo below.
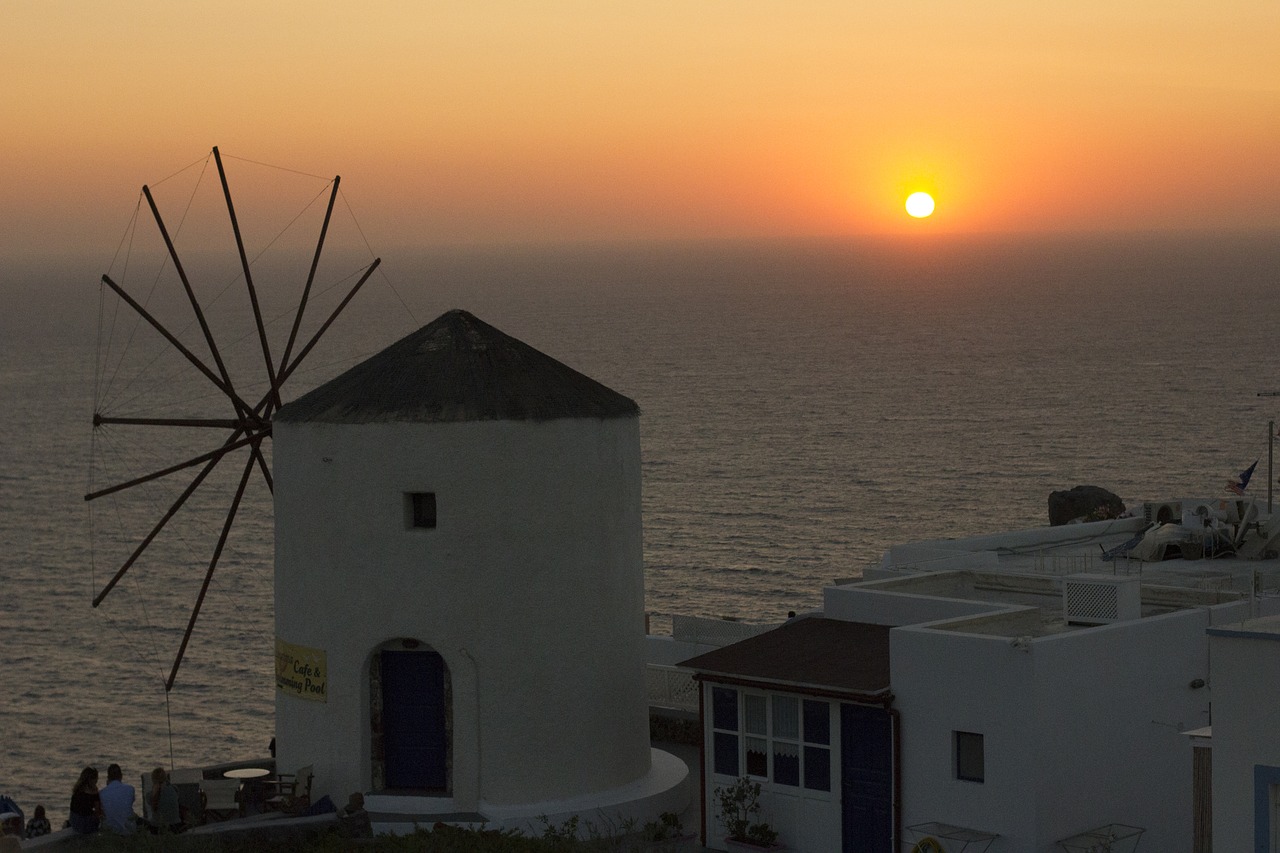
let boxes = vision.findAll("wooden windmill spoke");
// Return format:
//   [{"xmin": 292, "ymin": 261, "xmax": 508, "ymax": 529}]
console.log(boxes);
[
  {"xmin": 100, "ymin": 274, "xmax": 258, "ymax": 421},
  {"xmin": 84, "ymin": 431, "xmax": 262, "ymax": 502},
  {"xmin": 88, "ymin": 425, "xmax": 276, "ymax": 607},
  {"xmin": 90, "ymin": 442, "xmax": 228, "ymax": 607},
  {"xmin": 92, "ymin": 416, "xmax": 243, "ymax": 429},
  {"xmin": 143, "ymin": 184, "xmax": 252, "ymax": 424},
  {"xmin": 166, "ymin": 447, "xmax": 258, "ymax": 692},
  {"xmin": 213, "ymin": 146, "xmax": 282, "ymax": 413},
  {"xmin": 90, "ymin": 148, "xmax": 380, "ymax": 691},
  {"xmin": 279, "ymin": 175, "xmax": 340, "ymax": 380},
  {"xmin": 278, "ymin": 258, "xmax": 382, "ymax": 388},
  {"xmin": 251, "ymin": 442, "xmax": 274, "ymax": 494}
]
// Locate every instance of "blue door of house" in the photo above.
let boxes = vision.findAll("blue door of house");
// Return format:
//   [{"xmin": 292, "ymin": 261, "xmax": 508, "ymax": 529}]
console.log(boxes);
[
  {"xmin": 841, "ymin": 703, "xmax": 894, "ymax": 853},
  {"xmin": 381, "ymin": 650, "xmax": 447, "ymax": 790}
]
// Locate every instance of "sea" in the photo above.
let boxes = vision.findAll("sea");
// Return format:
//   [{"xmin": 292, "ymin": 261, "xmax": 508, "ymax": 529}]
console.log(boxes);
[{"xmin": 2, "ymin": 231, "xmax": 1278, "ymax": 824}]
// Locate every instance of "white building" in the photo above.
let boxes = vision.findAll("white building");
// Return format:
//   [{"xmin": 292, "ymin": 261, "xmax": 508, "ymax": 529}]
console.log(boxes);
[
  {"xmin": 681, "ymin": 617, "xmax": 895, "ymax": 852},
  {"xmin": 1204, "ymin": 613, "xmax": 1280, "ymax": 852},
  {"xmin": 272, "ymin": 309, "xmax": 687, "ymax": 832},
  {"xmin": 677, "ymin": 507, "xmax": 1280, "ymax": 853}
]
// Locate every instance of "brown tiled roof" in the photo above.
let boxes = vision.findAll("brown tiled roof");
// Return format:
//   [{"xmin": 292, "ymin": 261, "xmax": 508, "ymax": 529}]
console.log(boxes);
[
  {"xmin": 679, "ymin": 618, "xmax": 892, "ymax": 696},
  {"xmin": 277, "ymin": 309, "xmax": 639, "ymax": 424}
]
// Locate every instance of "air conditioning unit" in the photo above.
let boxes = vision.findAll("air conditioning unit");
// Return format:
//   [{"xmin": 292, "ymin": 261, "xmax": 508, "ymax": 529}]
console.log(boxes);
[
  {"xmin": 1179, "ymin": 498, "xmax": 1239, "ymax": 525},
  {"xmin": 1063, "ymin": 574, "xmax": 1141, "ymax": 625},
  {"xmin": 1143, "ymin": 501, "xmax": 1181, "ymax": 526}
]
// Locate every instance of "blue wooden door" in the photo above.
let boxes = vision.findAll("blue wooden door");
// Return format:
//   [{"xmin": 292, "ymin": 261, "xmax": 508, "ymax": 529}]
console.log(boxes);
[
  {"xmin": 381, "ymin": 650, "xmax": 447, "ymax": 790},
  {"xmin": 841, "ymin": 703, "xmax": 894, "ymax": 853}
]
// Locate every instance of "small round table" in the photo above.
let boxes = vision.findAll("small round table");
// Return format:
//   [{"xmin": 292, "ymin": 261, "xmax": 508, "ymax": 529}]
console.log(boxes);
[
  {"xmin": 223, "ymin": 767, "xmax": 271, "ymax": 780},
  {"xmin": 223, "ymin": 768, "xmax": 272, "ymax": 814}
]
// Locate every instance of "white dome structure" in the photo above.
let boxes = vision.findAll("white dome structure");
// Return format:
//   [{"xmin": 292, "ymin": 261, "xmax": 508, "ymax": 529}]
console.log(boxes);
[{"xmin": 272, "ymin": 309, "xmax": 685, "ymax": 830}]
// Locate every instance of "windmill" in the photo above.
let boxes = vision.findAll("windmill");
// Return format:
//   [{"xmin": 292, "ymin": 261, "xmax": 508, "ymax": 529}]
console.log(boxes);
[{"xmin": 86, "ymin": 146, "xmax": 382, "ymax": 691}]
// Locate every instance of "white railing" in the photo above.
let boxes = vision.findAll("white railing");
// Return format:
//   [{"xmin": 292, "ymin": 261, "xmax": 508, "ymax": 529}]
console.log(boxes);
[
  {"xmin": 646, "ymin": 664, "xmax": 699, "ymax": 713},
  {"xmin": 671, "ymin": 614, "xmax": 774, "ymax": 647},
  {"xmin": 1031, "ymin": 551, "xmax": 1099, "ymax": 575}
]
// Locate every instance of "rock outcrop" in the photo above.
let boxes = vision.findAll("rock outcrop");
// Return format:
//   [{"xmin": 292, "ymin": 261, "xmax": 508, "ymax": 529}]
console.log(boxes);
[{"xmin": 1048, "ymin": 485, "xmax": 1125, "ymax": 526}]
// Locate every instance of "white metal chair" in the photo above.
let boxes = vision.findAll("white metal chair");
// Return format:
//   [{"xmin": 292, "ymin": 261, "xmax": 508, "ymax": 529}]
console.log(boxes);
[
  {"xmin": 139, "ymin": 774, "xmax": 153, "ymax": 823},
  {"xmin": 169, "ymin": 768, "xmax": 204, "ymax": 825},
  {"xmin": 200, "ymin": 778, "xmax": 241, "ymax": 821},
  {"xmin": 263, "ymin": 764, "xmax": 313, "ymax": 814}
]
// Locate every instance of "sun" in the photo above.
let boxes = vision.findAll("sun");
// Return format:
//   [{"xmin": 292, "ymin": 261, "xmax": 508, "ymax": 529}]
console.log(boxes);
[{"xmin": 905, "ymin": 192, "xmax": 935, "ymax": 218}]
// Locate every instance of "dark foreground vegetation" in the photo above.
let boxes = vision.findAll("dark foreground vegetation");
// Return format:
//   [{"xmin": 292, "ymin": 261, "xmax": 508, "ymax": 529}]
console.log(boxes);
[{"xmin": 63, "ymin": 812, "xmax": 694, "ymax": 853}]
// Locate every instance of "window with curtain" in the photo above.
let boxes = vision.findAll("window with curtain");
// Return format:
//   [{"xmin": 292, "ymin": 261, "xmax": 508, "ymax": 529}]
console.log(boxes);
[{"xmin": 708, "ymin": 686, "xmax": 832, "ymax": 791}]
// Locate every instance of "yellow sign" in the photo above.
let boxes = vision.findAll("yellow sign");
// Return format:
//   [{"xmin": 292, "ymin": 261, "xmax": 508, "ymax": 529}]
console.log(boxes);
[{"xmin": 275, "ymin": 638, "xmax": 327, "ymax": 702}]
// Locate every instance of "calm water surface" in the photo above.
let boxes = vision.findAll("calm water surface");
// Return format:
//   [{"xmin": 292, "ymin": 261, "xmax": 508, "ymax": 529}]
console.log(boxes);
[{"xmin": 2, "ymin": 233, "xmax": 1278, "ymax": 821}]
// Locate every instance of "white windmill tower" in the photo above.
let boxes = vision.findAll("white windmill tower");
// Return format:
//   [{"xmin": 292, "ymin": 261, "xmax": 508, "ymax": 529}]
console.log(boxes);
[{"xmin": 272, "ymin": 309, "xmax": 688, "ymax": 829}]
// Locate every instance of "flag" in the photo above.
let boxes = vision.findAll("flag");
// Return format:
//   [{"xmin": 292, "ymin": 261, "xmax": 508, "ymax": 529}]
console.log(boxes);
[{"xmin": 1227, "ymin": 460, "xmax": 1258, "ymax": 495}]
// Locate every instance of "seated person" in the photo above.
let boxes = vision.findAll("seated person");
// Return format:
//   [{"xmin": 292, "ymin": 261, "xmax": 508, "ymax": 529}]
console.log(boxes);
[
  {"xmin": 146, "ymin": 767, "xmax": 182, "ymax": 833},
  {"xmin": 69, "ymin": 766, "xmax": 102, "ymax": 834},
  {"xmin": 98, "ymin": 763, "xmax": 138, "ymax": 833},
  {"xmin": 24, "ymin": 805, "xmax": 51, "ymax": 839}
]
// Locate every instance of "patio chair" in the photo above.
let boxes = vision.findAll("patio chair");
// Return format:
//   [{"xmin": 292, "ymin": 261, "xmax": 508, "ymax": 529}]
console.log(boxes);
[
  {"xmin": 200, "ymin": 778, "xmax": 242, "ymax": 821},
  {"xmin": 139, "ymin": 774, "xmax": 153, "ymax": 823},
  {"xmin": 169, "ymin": 768, "xmax": 203, "ymax": 825},
  {"xmin": 263, "ymin": 764, "xmax": 313, "ymax": 814}
]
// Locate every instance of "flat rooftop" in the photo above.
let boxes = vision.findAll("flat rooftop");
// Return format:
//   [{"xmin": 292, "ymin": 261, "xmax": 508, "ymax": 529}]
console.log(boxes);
[
  {"xmin": 836, "ymin": 503, "xmax": 1280, "ymax": 639},
  {"xmin": 842, "ymin": 569, "xmax": 1243, "ymax": 638},
  {"xmin": 1207, "ymin": 612, "xmax": 1280, "ymax": 642}
]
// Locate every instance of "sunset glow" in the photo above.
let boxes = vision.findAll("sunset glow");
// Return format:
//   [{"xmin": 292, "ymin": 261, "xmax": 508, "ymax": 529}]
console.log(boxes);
[{"xmin": 2, "ymin": 2, "xmax": 1278, "ymax": 254}]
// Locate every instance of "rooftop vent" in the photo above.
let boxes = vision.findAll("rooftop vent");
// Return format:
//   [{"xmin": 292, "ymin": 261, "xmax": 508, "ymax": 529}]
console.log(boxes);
[{"xmin": 1063, "ymin": 574, "xmax": 1141, "ymax": 626}]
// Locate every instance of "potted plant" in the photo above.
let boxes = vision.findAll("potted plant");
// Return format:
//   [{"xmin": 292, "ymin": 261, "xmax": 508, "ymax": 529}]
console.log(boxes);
[{"xmin": 714, "ymin": 777, "xmax": 782, "ymax": 851}]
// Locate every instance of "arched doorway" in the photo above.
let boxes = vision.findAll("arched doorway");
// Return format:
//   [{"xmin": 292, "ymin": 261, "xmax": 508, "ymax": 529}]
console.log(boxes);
[{"xmin": 372, "ymin": 642, "xmax": 451, "ymax": 792}]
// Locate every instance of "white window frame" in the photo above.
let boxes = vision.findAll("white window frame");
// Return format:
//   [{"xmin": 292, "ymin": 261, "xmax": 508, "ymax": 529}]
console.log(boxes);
[{"xmin": 708, "ymin": 685, "xmax": 835, "ymax": 798}]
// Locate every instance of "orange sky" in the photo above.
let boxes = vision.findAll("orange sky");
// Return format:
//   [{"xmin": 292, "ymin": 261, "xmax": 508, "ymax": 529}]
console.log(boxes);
[{"xmin": 3, "ymin": 1, "xmax": 1278, "ymax": 254}]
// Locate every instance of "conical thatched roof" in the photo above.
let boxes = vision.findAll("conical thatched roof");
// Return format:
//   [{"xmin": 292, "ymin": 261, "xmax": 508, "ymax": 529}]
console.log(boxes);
[{"xmin": 276, "ymin": 309, "xmax": 639, "ymax": 424}]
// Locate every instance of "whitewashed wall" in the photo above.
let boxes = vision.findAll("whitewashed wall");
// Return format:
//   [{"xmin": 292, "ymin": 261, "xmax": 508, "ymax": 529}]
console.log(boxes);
[
  {"xmin": 892, "ymin": 627, "xmax": 1038, "ymax": 850},
  {"xmin": 892, "ymin": 608, "xmax": 1212, "ymax": 852},
  {"xmin": 1208, "ymin": 619, "xmax": 1280, "ymax": 853},
  {"xmin": 274, "ymin": 416, "xmax": 649, "ymax": 809}
]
